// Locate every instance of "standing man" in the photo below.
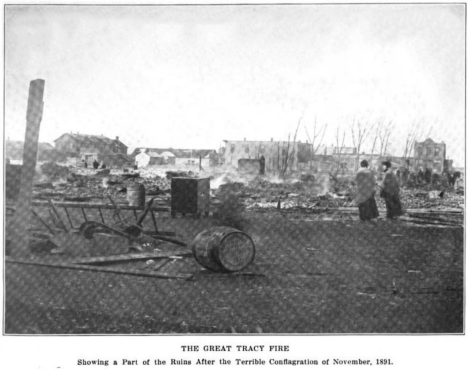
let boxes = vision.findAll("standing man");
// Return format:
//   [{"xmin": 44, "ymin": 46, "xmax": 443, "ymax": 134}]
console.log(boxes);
[
  {"xmin": 417, "ymin": 168, "xmax": 424, "ymax": 185},
  {"xmin": 259, "ymin": 155, "xmax": 266, "ymax": 175},
  {"xmin": 380, "ymin": 161, "xmax": 404, "ymax": 219},
  {"xmin": 425, "ymin": 168, "xmax": 432, "ymax": 184},
  {"xmin": 355, "ymin": 160, "xmax": 379, "ymax": 221}
]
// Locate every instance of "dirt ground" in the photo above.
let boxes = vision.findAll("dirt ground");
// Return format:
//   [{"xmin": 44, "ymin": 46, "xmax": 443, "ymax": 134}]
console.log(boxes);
[{"xmin": 4, "ymin": 210, "xmax": 464, "ymax": 334}]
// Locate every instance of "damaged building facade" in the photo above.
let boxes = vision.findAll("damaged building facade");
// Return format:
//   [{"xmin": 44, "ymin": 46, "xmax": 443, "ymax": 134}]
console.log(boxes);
[
  {"xmin": 222, "ymin": 137, "xmax": 454, "ymax": 176},
  {"xmin": 413, "ymin": 138, "xmax": 452, "ymax": 173},
  {"xmin": 222, "ymin": 139, "xmax": 313, "ymax": 174}
]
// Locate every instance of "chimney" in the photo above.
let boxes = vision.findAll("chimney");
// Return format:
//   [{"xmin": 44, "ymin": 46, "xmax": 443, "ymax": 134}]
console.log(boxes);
[
  {"xmin": 271, "ymin": 138, "xmax": 273, "ymax": 141},
  {"xmin": 116, "ymin": 136, "xmax": 119, "ymax": 141},
  {"xmin": 244, "ymin": 137, "xmax": 246, "ymax": 141}
]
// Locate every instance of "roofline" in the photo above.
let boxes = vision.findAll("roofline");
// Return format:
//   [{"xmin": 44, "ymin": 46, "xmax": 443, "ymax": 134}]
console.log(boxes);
[
  {"xmin": 223, "ymin": 140, "xmax": 312, "ymax": 144},
  {"xmin": 54, "ymin": 133, "xmax": 128, "ymax": 147}
]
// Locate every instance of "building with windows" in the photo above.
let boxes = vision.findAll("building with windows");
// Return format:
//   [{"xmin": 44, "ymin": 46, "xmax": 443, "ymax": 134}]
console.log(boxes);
[
  {"xmin": 131, "ymin": 148, "xmax": 218, "ymax": 167},
  {"xmin": 222, "ymin": 139, "xmax": 313, "ymax": 174},
  {"xmin": 54, "ymin": 133, "xmax": 128, "ymax": 156},
  {"xmin": 413, "ymin": 138, "xmax": 448, "ymax": 173}
]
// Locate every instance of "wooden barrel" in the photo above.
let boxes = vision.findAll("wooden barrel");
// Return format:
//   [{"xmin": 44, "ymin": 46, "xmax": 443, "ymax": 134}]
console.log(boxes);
[
  {"xmin": 127, "ymin": 183, "xmax": 146, "ymax": 207},
  {"xmin": 191, "ymin": 226, "xmax": 255, "ymax": 273}
]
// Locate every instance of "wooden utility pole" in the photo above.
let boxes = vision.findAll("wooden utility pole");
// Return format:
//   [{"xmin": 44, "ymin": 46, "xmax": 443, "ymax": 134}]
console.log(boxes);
[{"xmin": 10, "ymin": 79, "xmax": 45, "ymax": 257}]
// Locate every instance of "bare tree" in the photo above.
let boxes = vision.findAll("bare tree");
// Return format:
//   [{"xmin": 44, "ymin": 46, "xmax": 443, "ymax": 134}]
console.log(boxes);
[
  {"xmin": 279, "ymin": 117, "xmax": 301, "ymax": 178},
  {"xmin": 369, "ymin": 122, "xmax": 380, "ymax": 161},
  {"xmin": 333, "ymin": 125, "xmax": 347, "ymax": 175},
  {"xmin": 402, "ymin": 120, "xmax": 433, "ymax": 161},
  {"xmin": 304, "ymin": 117, "xmax": 328, "ymax": 155},
  {"xmin": 351, "ymin": 118, "xmax": 372, "ymax": 172},
  {"xmin": 378, "ymin": 121, "xmax": 393, "ymax": 158}
]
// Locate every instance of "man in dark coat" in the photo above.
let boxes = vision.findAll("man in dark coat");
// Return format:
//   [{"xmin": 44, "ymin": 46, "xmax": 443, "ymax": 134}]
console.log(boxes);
[
  {"xmin": 355, "ymin": 160, "xmax": 379, "ymax": 221},
  {"xmin": 259, "ymin": 155, "xmax": 266, "ymax": 175},
  {"xmin": 417, "ymin": 169, "xmax": 424, "ymax": 185},
  {"xmin": 425, "ymin": 168, "xmax": 432, "ymax": 184},
  {"xmin": 380, "ymin": 161, "xmax": 404, "ymax": 219},
  {"xmin": 92, "ymin": 159, "xmax": 99, "ymax": 169}
]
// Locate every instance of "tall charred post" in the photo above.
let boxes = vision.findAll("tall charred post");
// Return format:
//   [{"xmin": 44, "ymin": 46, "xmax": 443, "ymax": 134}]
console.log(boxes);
[{"xmin": 10, "ymin": 79, "xmax": 45, "ymax": 257}]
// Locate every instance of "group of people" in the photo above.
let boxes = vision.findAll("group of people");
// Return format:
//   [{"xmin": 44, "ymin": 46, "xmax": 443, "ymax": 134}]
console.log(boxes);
[
  {"xmin": 82, "ymin": 159, "xmax": 107, "ymax": 170},
  {"xmin": 355, "ymin": 160, "xmax": 404, "ymax": 222}
]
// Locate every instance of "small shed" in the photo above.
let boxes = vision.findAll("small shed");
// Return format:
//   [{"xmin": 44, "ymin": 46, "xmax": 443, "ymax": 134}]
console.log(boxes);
[
  {"xmin": 135, "ymin": 151, "xmax": 164, "ymax": 167},
  {"xmin": 160, "ymin": 151, "xmax": 176, "ymax": 165}
]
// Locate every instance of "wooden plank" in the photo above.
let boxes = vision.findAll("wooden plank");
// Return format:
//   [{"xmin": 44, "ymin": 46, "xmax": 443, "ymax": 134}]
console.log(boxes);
[
  {"xmin": 72, "ymin": 250, "xmax": 192, "ymax": 265},
  {"xmin": 145, "ymin": 230, "xmax": 176, "ymax": 237},
  {"xmin": 147, "ymin": 234, "xmax": 188, "ymax": 247},
  {"xmin": 64, "ymin": 207, "xmax": 75, "ymax": 228},
  {"xmin": 48, "ymin": 199, "xmax": 68, "ymax": 232},
  {"xmin": 98, "ymin": 208, "xmax": 105, "ymax": 223},
  {"xmin": 5, "ymin": 258, "xmax": 193, "ymax": 280},
  {"xmin": 151, "ymin": 259, "xmax": 172, "ymax": 271},
  {"xmin": 10, "ymin": 79, "xmax": 45, "ymax": 258},
  {"xmin": 150, "ymin": 210, "xmax": 159, "ymax": 232},
  {"xmin": 31, "ymin": 209, "xmax": 56, "ymax": 236},
  {"xmin": 400, "ymin": 217, "xmax": 462, "ymax": 227},
  {"xmin": 81, "ymin": 208, "xmax": 88, "ymax": 222},
  {"xmin": 31, "ymin": 200, "xmax": 170, "ymax": 212}
]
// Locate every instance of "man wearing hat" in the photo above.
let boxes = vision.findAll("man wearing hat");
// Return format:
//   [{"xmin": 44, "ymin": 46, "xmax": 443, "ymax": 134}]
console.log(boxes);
[
  {"xmin": 355, "ymin": 160, "xmax": 379, "ymax": 221},
  {"xmin": 380, "ymin": 160, "xmax": 404, "ymax": 219}
]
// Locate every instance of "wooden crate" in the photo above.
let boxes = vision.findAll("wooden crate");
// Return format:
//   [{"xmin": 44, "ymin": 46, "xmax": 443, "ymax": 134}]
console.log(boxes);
[{"xmin": 171, "ymin": 177, "xmax": 210, "ymax": 217}]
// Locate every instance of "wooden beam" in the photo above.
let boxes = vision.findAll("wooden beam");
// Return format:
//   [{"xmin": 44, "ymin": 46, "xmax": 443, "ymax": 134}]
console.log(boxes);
[
  {"xmin": 48, "ymin": 199, "xmax": 68, "ymax": 232},
  {"xmin": 10, "ymin": 79, "xmax": 45, "ymax": 258},
  {"xmin": 5, "ymin": 258, "xmax": 193, "ymax": 280},
  {"xmin": 147, "ymin": 234, "xmax": 188, "ymax": 247},
  {"xmin": 71, "ymin": 250, "xmax": 192, "ymax": 265},
  {"xmin": 31, "ymin": 200, "xmax": 170, "ymax": 212}
]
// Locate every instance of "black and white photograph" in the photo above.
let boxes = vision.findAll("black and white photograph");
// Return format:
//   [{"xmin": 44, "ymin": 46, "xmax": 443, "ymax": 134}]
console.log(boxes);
[{"xmin": 2, "ymin": 1, "xmax": 465, "ymax": 352}]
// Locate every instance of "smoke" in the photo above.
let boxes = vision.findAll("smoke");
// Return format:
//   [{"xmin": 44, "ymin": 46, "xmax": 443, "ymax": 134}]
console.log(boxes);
[{"xmin": 318, "ymin": 174, "xmax": 331, "ymax": 196}]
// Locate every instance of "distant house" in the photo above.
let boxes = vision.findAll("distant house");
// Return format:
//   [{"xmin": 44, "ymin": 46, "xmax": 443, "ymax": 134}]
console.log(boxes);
[
  {"xmin": 54, "ymin": 133, "xmax": 128, "ymax": 156},
  {"xmin": 175, "ymin": 150, "xmax": 215, "ymax": 167},
  {"xmin": 161, "ymin": 151, "xmax": 177, "ymax": 165},
  {"xmin": 223, "ymin": 139, "xmax": 313, "ymax": 174},
  {"xmin": 334, "ymin": 147, "xmax": 357, "ymax": 155},
  {"xmin": 80, "ymin": 147, "xmax": 133, "ymax": 168},
  {"xmin": 135, "ymin": 151, "xmax": 164, "ymax": 167},
  {"xmin": 131, "ymin": 147, "xmax": 217, "ymax": 167},
  {"xmin": 5, "ymin": 140, "xmax": 61, "ymax": 163},
  {"xmin": 314, "ymin": 146, "xmax": 335, "ymax": 156}
]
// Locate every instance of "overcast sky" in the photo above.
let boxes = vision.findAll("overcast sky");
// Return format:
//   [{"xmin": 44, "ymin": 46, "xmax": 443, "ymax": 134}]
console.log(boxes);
[{"xmin": 4, "ymin": 4, "xmax": 465, "ymax": 165}]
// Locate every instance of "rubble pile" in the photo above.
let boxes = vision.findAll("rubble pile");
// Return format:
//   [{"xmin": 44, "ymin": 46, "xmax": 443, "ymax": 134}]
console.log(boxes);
[
  {"xmin": 10, "ymin": 164, "xmax": 463, "ymax": 212},
  {"xmin": 211, "ymin": 174, "xmax": 463, "ymax": 211},
  {"xmin": 37, "ymin": 161, "xmax": 70, "ymax": 181}
]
